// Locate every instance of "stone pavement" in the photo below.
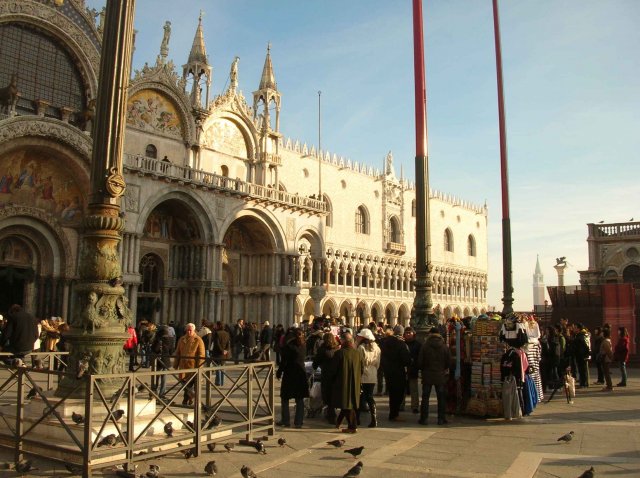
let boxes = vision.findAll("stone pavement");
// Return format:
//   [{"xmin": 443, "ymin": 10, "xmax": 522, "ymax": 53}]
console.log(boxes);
[{"xmin": 1, "ymin": 367, "xmax": 638, "ymax": 477}]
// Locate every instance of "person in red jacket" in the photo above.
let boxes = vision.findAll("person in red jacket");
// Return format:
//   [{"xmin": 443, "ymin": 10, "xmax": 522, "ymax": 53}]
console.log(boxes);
[
  {"xmin": 124, "ymin": 325, "xmax": 138, "ymax": 371},
  {"xmin": 614, "ymin": 327, "xmax": 630, "ymax": 387}
]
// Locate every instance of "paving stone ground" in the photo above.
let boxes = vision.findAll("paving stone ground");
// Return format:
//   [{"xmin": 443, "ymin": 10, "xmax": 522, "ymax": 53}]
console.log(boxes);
[{"xmin": 1, "ymin": 366, "xmax": 638, "ymax": 477}]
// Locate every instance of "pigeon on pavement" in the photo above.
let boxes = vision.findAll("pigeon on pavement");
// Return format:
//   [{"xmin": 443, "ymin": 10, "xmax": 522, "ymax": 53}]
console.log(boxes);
[
  {"xmin": 578, "ymin": 466, "xmax": 595, "ymax": 478},
  {"xmin": 557, "ymin": 431, "xmax": 574, "ymax": 442},
  {"xmin": 224, "ymin": 442, "xmax": 235, "ymax": 452},
  {"xmin": 204, "ymin": 460, "xmax": 218, "ymax": 476},
  {"xmin": 71, "ymin": 411, "xmax": 84, "ymax": 424},
  {"xmin": 254, "ymin": 439, "xmax": 267, "ymax": 454},
  {"xmin": 327, "ymin": 439, "xmax": 346, "ymax": 448},
  {"xmin": 26, "ymin": 386, "xmax": 42, "ymax": 400},
  {"xmin": 15, "ymin": 459, "xmax": 36, "ymax": 474},
  {"xmin": 145, "ymin": 464, "xmax": 160, "ymax": 478},
  {"xmin": 344, "ymin": 446, "xmax": 364, "ymax": 459},
  {"xmin": 97, "ymin": 433, "xmax": 117, "ymax": 447},
  {"xmin": 164, "ymin": 422, "xmax": 173, "ymax": 437},
  {"xmin": 65, "ymin": 463, "xmax": 82, "ymax": 475},
  {"xmin": 207, "ymin": 443, "xmax": 216, "ymax": 452},
  {"xmin": 241, "ymin": 465, "xmax": 258, "ymax": 478},
  {"xmin": 343, "ymin": 461, "xmax": 363, "ymax": 478}
]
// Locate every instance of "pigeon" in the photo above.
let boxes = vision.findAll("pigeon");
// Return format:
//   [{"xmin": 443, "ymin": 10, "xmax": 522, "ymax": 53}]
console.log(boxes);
[
  {"xmin": 207, "ymin": 443, "xmax": 216, "ymax": 452},
  {"xmin": 597, "ymin": 220, "xmax": 604, "ymax": 223},
  {"xmin": 254, "ymin": 439, "xmax": 267, "ymax": 454},
  {"xmin": 211, "ymin": 414, "xmax": 222, "ymax": 427},
  {"xmin": 164, "ymin": 422, "xmax": 173, "ymax": 437},
  {"xmin": 115, "ymin": 469, "xmax": 136, "ymax": 478},
  {"xmin": 113, "ymin": 409, "xmax": 125, "ymax": 421},
  {"xmin": 241, "ymin": 465, "xmax": 258, "ymax": 478},
  {"xmin": 578, "ymin": 466, "xmax": 595, "ymax": 478},
  {"xmin": 186, "ymin": 420, "xmax": 195, "ymax": 430},
  {"xmin": 327, "ymin": 439, "xmax": 346, "ymax": 448},
  {"xmin": 557, "ymin": 431, "xmax": 574, "ymax": 443},
  {"xmin": 343, "ymin": 461, "xmax": 363, "ymax": 478},
  {"xmin": 65, "ymin": 463, "xmax": 82, "ymax": 475},
  {"xmin": 15, "ymin": 459, "xmax": 36, "ymax": 473},
  {"xmin": 97, "ymin": 433, "xmax": 117, "ymax": 447},
  {"xmin": 26, "ymin": 385, "xmax": 42, "ymax": 400},
  {"xmin": 137, "ymin": 383, "xmax": 147, "ymax": 393},
  {"xmin": 277, "ymin": 437, "xmax": 287, "ymax": 447},
  {"xmin": 344, "ymin": 446, "xmax": 364, "ymax": 459},
  {"xmin": 202, "ymin": 404, "xmax": 215, "ymax": 416},
  {"xmin": 145, "ymin": 464, "xmax": 160, "ymax": 478},
  {"xmin": 182, "ymin": 448, "xmax": 195, "ymax": 459},
  {"xmin": 71, "ymin": 411, "xmax": 84, "ymax": 424},
  {"xmin": 204, "ymin": 460, "xmax": 218, "ymax": 476},
  {"xmin": 224, "ymin": 442, "xmax": 234, "ymax": 452}
]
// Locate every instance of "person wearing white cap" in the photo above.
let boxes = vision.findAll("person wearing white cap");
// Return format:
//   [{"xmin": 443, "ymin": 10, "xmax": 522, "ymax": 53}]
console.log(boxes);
[
  {"xmin": 356, "ymin": 328, "xmax": 381, "ymax": 427},
  {"xmin": 258, "ymin": 321, "xmax": 273, "ymax": 361}
]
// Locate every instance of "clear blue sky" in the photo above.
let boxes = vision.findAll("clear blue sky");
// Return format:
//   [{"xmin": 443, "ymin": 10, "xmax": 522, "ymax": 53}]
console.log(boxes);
[{"xmin": 88, "ymin": 0, "xmax": 640, "ymax": 311}]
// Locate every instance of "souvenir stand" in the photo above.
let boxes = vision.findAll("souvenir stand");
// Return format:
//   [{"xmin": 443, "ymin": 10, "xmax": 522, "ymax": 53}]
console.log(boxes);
[
  {"xmin": 499, "ymin": 313, "xmax": 542, "ymax": 419},
  {"xmin": 445, "ymin": 318, "xmax": 471, "ymax": 414},
  {"xmin": 465, "ymin": 314, "xmax": 505, "ymax": 417}
]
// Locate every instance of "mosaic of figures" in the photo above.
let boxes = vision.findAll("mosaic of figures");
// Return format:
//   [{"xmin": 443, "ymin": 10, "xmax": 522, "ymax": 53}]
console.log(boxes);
[
  {"xmin": 0, "ymin": 149, "xmax": 84, "ymax": 225},
  {"xmin": 142, "ymin": 205, "xmax": 200, "ymax": 242},
  {"xmin": 204, "ymin": 118, "xmax": 248, "ymax": 158},
  {"xmin": 126, "ymin": 90, "xmax": 183, "ymax": 138}
]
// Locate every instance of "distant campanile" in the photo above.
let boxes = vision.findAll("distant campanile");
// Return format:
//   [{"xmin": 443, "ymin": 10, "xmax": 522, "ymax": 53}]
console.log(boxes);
[{"xmin": 533, "ymin": 255, "xmax": 545, "ymax": 310}]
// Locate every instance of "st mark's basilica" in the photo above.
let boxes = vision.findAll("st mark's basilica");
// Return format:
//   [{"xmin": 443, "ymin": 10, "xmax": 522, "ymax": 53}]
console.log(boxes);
[{"xmin": 0, "ymin": 0, "xmax": 488, "ymax": 327}]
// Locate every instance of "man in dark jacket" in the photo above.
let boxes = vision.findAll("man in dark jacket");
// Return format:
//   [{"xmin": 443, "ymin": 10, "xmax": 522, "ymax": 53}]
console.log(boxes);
[
  {"xmin": 211, "ymin": 321, "xmax": 231, "ymax": 386},
  {"xmin": 574, "ymin": 323, "xmax": 591, "ymax": 388},
  {"xmin": 380, "ymin": 324, "xmax": 411, "ymax": 422},
  {"xmin": 3, "ymin": 304, "xmax": 39, "ymax": 359},
  {"xmin": 151, "ymin": 325, "xmax": 176, "ymax": 398},
  {"xmin": 417, "ymin": 327, "xmax": 451, "ymax": 425},
  {"xmin": 404, "ymin": 327, "xmax": 422, "ymax": 414},
  {"xmin": 330, "ymin": 332, "xmax": 363, "ymax": 433},
  {"xmin": 232, "ymin": 319, "xmax": 244, "ymax": 363},
  {"xmin": 258, "ymin": 321, "xmax": 273, "ymax": 361}
]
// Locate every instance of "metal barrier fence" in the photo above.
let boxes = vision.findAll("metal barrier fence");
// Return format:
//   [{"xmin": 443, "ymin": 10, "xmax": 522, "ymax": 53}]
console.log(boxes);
[{"xmin": 0, "ymin": 354, "xmax": 274, "ymax": 477}]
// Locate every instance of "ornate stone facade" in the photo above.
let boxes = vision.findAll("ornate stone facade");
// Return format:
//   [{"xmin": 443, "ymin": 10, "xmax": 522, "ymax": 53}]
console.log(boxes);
[{"xmin": 0, "ymin": 2, "xmax": 488, "ymax": 326}]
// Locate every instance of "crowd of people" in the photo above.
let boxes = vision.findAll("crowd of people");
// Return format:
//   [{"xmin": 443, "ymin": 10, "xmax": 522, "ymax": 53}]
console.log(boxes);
[
  {"xmin": 539, "ymin": 318, "xmax": 630, "ymax": 392},
  {"xmin": 275, "ymin": 319, "xmax": 451, "ymax": 432}
]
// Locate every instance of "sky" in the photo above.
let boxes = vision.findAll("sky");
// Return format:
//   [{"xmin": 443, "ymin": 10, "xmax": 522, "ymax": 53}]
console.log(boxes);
[{"xmin": 88, "ymin": 0, "xmax": 640, "ymax": 311}]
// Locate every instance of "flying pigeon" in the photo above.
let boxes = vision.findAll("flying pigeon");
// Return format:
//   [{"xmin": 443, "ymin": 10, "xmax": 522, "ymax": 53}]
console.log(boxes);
[
  {"xmin": 344, "ymin": 446, "xmax": 365, "ymax": 459},
  {"xmin": 241, "ymin": 465, "xmax": 258, "ymax": 478},
  {"xmin": 204, "ymin": 460, "xmax": 218, "ymax": 476},
  {"xmin": 71, "ymin": 411, "xmax": 84, "ymax": 424},
  {"xmin": 327, "ymin": 439, "xmax": 346, "ymax": 448},
  {"xmin": 578, "ymin": 466, "xmax": 595, "ymax": 478},
  {"xmin": 97, "ymin": 433, "xmax": 117, "ymax": 447},
  {"xmin": 164, "ymin": 422, "xmax": 173, "ymax": 437},
  {"xmin": 557, "ymin": 431, "xmax": 574, "ymax": 442},
  {"xmin": 343, "ymin": 461, "xmax": 363, "ymax": 478}
]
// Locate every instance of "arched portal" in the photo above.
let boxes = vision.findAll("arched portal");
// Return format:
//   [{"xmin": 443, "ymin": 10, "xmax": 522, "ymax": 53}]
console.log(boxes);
[
  {"xmin": 221, "ymin": 215, "xmax": 278, "ymax": 324},
  {"xmin": 398, "ymin": 303, "xmax": 410, "ymax": 327}
]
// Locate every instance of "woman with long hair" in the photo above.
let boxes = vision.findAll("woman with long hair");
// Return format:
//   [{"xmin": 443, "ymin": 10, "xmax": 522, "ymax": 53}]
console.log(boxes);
[
  {"xmin": 277, "ymin": 328, "xmax": 308, "ymax": 428},
  {"xmin": 312, "ymin": 332, "xmax": 340, "ymax": 424},
  {"xmin": 356, "ymin": 328, "xmax": 381, "ymax": 427},
  {"xmin": 614, "ymin": 327, "xmax": 630, "ymax": 387}
]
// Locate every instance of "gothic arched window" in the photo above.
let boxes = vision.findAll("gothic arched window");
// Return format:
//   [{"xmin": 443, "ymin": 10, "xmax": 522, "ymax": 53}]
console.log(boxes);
[
  {"xmin": 468, "ymin": 234, "xmax": 476, "ymax": 256},
  {"xmin": 355, "ymin": 205, "xmax": 369, "ymax": 234},
  {"xmin": 390, "ymin": 216, "xmax": 401, "ymax": 243},
  {"xmin": 145, "ymin": 144, "xmax": 157, "ymax": 159},
  {"xmin": 444, "ymin": 228, "xmax": 454, "ymax": 252},
  {"xmin": 323, "ymin": 194, "xmax": 333, "ymax": 227}
]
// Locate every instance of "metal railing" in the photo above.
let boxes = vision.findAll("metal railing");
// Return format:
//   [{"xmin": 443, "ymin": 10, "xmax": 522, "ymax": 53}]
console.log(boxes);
[
  {"xmin": 0, "ymin": 356, "xmax": 274, "ymax": 477},
  {"xmin": 123, "ymin": 153, "xmax": 327, "ymax": 214}
]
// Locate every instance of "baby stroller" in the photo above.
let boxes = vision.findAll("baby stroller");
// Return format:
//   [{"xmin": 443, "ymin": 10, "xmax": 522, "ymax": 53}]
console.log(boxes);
[{"xmin": 304, "ymin": 361, "xmax": 323, "ymax": 418}]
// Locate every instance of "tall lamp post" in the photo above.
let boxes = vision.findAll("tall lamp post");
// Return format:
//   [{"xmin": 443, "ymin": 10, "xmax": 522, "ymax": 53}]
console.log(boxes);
[
  {"xmin": 492, "ymin": 0, "xmax": 514, "ymax": 316},
  {"xmin": 56, "ymin": 1, "xmax": 137, "ymax": 398},
  {"xmin": 411, "ymin": 0, "xmax": 437, "ymax": 337}
]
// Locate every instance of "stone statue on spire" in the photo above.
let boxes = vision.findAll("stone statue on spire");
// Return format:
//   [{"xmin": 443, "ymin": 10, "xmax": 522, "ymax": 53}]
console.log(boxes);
[
  {"xmin": 230, "ymin": 56, "xmax": 240, "ymax": 91},
  {"xmin": 385, "ymin": 150, "xmax": 396, "ymax": 177},
  {"xmin": 157, "ymin": 21, "xmax": 171, "ymax": 64}
]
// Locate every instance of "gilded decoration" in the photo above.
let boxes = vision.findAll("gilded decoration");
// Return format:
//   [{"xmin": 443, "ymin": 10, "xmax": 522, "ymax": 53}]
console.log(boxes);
[
  {"xmin": 126, "ymin": 89, "xmax": 184, "ymax": 138},
  {"xmin": 0, "ymin": 149, "xmax": 85, "ymax": 225},
  {"xmin": 203, "ymin": 118, "xmax": 248, "ymax": 158}
]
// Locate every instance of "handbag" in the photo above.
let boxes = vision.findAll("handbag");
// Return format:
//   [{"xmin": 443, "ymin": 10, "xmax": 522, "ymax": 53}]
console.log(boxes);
[{"xmin": 310, "ymin": 381, "xmax": 322, "ymax": 400}]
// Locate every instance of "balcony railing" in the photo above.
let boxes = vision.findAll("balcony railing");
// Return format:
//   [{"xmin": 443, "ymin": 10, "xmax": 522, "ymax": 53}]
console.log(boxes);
[
  {"xmin": 257, "ymin": 151, "xmax": 282, "ymax": 165},
  {"xmin": 123, "ymin": 154, "xmax": 327, "ymax": 214},
  {"xmin": 593, "ymin": 222, "xmax": 640, "ymax": 239},
  {"xmin": 385, "ymin": 241, "xmax": 407, "ymax": 255}
]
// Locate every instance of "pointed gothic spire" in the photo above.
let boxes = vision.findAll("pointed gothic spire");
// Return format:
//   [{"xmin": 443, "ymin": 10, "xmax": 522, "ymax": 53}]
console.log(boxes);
[
  {"xmin": 188, "ymin": 11, "xmax": 209, "ymax": 66},
  {"xmin": 259, "ymin": 43, "xmax": 277, "ymax": 90},
  {"xmin": 535, "ymin": 254, "xmax": 542, "ymax": 276}
]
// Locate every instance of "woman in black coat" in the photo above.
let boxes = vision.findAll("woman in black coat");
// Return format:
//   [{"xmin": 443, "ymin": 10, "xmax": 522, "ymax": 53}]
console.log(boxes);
[
  {"xmin": 312, "ymin": 332, "xmax": 340, "ymax": 424},
  {"xmin": 152, "ymin": 325, "xmax": 176, "ymax": 398},
  {"xmin": 277, "ymin": 328, "xmax": 309, "ymax": 428}
]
